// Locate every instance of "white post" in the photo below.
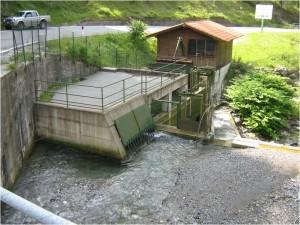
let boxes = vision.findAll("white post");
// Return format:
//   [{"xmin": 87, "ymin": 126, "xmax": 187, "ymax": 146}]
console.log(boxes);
[
  {"xmin": 168, "ymin": 92, "xmax": 172, "ymax": 123},
  {"xmin": 261, "ymin": 18, "xmax": 264, "ymax": 32}
]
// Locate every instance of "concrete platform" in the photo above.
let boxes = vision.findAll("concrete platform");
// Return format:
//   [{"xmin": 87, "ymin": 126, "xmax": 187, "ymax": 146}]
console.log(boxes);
[{"xmin": 50, "ymin": 70, "xmax": 169, "ymax": 110}]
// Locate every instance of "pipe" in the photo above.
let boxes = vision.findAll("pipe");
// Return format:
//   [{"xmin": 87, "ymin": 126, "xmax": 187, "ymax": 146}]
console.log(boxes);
[{"xmin": 1, "ymin": 187, "xmax": 76, "ymax": 225}]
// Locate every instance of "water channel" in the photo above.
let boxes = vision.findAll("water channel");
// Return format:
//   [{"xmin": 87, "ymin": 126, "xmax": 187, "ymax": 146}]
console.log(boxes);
[
  {"xmin": 2, "ymin": 132, "xmax": 207, "ymax": 224},
  {"xmin": 2, "ymin": 130, "xmax": 299, "ymax": 224}
]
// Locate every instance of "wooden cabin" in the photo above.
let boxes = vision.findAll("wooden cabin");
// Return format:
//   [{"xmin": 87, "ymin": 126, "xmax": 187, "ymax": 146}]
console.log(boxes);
[{"xmin": 147, "ymin": 20, "xmax": 243, "ymax": 68}]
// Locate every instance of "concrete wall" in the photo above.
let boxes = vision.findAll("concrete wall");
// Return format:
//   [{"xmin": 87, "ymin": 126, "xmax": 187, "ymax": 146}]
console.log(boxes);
[
  {"xmin": 35, "ymin": 103, "xmax": 127, "ymax": 160},
  {"xmin": 1, "ymin": 54, "xmax": 99, "ymax": 188},
  {"xmin": 211, "ymin": 62, "xmax": 231, "ymax": 104},
  {"xmin": 34, "ymin": 74, "xmax": 188, "ymax": 160},
  {"xmin": 146, "ymin": 74, "xmax": 188, "ymax": 104},
  {"xmin": 34, "ymin": 95, "xmax": 149, "ymax": 160}
]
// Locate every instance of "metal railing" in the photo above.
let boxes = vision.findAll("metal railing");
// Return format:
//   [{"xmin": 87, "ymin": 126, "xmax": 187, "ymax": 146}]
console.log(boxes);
[
  {"xmin": 2, "ymin": 25, "xmax": 155, "ymax": 70},
  {"xmin": 34, "ymin": 63, "xmax": 189, "ymax": 112}
]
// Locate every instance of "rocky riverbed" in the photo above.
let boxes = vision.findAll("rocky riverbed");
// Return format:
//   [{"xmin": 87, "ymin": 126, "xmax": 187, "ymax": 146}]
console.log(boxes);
[{"xmin": 2, "ymin": 133, "xmax": 299, "ymax": 224}]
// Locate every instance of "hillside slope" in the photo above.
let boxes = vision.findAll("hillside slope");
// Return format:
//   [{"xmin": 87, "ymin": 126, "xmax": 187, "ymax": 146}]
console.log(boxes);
[{"xmin": 1, "ymin": 1, "xmax": 299, "ymax": 27}]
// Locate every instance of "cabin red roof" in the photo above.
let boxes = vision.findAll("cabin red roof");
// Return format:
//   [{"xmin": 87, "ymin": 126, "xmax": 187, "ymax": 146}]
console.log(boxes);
[{"xmin": 147, "ymin": 20, "xmax": 243, "ymax": 42}]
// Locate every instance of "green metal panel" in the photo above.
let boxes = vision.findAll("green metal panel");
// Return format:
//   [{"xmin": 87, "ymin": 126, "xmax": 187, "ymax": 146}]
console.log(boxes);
[
  {"xmin": 191, "ymin": 96, "xmax": 202, "ymax": 121},
  {"xmin": 151, "ymin": 100, "xmax": 163, "ymax": 117},
  {"xmin": 133, "ymin": 104, "xmax": 154, "ymax": 132},
  {"xmin": 115, "ymin": 111, "xmax": 140, "ymax": 146}
]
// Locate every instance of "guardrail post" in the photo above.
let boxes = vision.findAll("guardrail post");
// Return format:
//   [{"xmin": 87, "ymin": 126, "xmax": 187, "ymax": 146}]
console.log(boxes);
[
  {"xmin": 37, "ymin": 27, "xmax": 41, "ymax": 61},
  {"xmin": 31, "ymin": 27, "xmax": 34, "ymax": 65},
  {"xmin": 145, "ymin": 74, "xmax": 147, "ymax": 94},
  {"xmin": 135, "ymin": 50, "xmax": 138, "ymax": 68},
  {"xmin": 72, "ymin": 32, "xmax": 75, "ymax": 56},
  {"xmin": 65, "ymin": 83, "xmax": 69, "ymax": 108},
  {"xmin": 161, "ymin": 73, "xmax": 163, "ymax": 87},
  {"xmin": 20, "ymin": 29, "xmax": 26, "ymax": 67},
  {"xmin": 34, "ymin": 80, "xmax": 37, "ymax": 101},
  {"xmin": 115, "ymin": 48, "xmax": 118, "ymax": 68},
  {"xmin": 101, "ymin": 87, "xmax": 104, "ymax": 111},
  {"xmin": 98, "ymin": 41, "xmax": 101, "ymax": 56},
  {"xmin": 59, "ymin": 27, "xmax": 61, "ymax": 61},
  {"xmin": 12, "ymin": 30, "xmax": 17, "ymax": 64},
  {"xmin": 123, "ymin": 79, "xmax": 125, "ymax": 102},
  {"xmin": 140, "ymin": 72, "xmax": 143, "ymax": 94},
  {"xmin": 44, "ymin": 24, "xmax": 47, "ymax": 57},
  {"xmin": 176, "ymin": 96, "xmax": 181, "ymax": 128}
]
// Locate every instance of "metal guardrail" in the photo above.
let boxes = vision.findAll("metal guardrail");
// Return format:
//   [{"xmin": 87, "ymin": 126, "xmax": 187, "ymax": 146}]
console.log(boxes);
[{"xmin": 34, "ymin": 62, "xmax": 189, "ymax": 112}]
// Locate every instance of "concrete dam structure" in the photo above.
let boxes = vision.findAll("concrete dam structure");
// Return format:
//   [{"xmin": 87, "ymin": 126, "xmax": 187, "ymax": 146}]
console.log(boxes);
[
  {"xmin": 1, "ymin": 50, "xmax": 223, "ymax": 190},
  {"xmin": 34, "ymin": 68, "xmax": 189, "ymax": 160},
  {"xmin": 1, "ymin": 54, "xmax": 194, "ymax": 187}
]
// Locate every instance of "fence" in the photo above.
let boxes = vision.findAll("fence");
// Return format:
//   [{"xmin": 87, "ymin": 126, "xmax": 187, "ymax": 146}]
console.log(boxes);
[
  {"xmin": 34, "ymin": 63, "xmax": 189, "ymax": 111},
  {"xmin": 2, "ymin": 25, "xmax": 155, "ymax": 69}
]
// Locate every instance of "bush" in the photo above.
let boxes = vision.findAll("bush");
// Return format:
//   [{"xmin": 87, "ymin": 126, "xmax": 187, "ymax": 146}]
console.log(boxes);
[
  {"xmin": 128, "ymin": 19, "xmax": 147, "ymax": 44},
  {"xmin": 226, "ymin": 72, "xmax": 295, "ymax": 139}
]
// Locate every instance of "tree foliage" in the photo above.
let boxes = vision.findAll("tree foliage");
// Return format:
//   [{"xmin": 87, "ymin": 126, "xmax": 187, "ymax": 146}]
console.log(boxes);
[
  {"xmin": 226, "ymin": 72, "xmax": 295, "ymax": 139},
  {"xmin": 128, "ymin": 19, "xmax": 147, "ymax": 44}
]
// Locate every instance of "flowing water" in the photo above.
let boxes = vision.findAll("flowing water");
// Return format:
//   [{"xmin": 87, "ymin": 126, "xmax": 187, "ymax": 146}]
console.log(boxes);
[
  {"xmin": 2, "ymin": 132, "xmax": 299, "ymax": 224},
  {"xmin": 1, "ymin": 132, "xmax": 205, "ymax": 224}
]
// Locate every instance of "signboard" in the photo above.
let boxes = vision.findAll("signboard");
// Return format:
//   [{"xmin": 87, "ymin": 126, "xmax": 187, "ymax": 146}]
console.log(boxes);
[{"xmin": 255, "ymin": 4, "xmax": 273, "ymax": 20}]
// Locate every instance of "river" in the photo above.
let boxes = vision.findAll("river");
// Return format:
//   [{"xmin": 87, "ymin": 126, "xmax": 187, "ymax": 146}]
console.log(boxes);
[
  {"xmin": 2, "ymin": 132, "xmax": 299, "ymax": 224},
  {"xmin": 1, "ymin": 132, "xmax": 203, "ymax": 224}
]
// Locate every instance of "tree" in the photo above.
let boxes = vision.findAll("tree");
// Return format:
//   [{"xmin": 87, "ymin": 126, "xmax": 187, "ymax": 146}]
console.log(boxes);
[{"xmin": 128, "ymin": 19, "xmax": 147, "ymax": 44}]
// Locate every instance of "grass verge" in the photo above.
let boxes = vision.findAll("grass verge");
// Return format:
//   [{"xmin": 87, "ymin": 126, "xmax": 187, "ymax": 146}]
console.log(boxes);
[
  {"xmin": 47, "ymin": 33, "xmax": 156, "ymax": 68},
  {"xmin": 1, "ymin": 1, "xmax": 298, "ymax": 27},
  {"xmin": 233, "ymin": 32, "xmax": 299, "ymax": 70}
]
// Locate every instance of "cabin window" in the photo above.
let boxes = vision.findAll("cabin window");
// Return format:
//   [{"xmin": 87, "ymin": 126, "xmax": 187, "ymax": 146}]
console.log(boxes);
[
  {"xmin": 206, "ymin": 40, "xmax": 215, "ymax": 56},
  {"xmin": 197, "ymin": 40, "xmax": 205, "ymax": 56},
  {"xmin": 188, "ymin": 39, "xmax": 215, "ymax": 57},
  {"xmin": 188, "ymin": 40, "xmax": 196, "ymax": 55}
]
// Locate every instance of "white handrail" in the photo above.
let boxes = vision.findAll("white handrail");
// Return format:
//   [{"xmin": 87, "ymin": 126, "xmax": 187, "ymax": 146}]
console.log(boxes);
[{"xmin": 1, "ymin": 187, "xmax": 76, "ymax": 225}]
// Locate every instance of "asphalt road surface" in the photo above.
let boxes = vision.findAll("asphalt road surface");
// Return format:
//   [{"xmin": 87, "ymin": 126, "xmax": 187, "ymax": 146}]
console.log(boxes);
[
  {"xmin": 0, "ymin": 25, "xmax": 167, "ymax": 52},
  {"xmin": 1, "ymin": 25, "xmax": 298, "ymax": 52}
]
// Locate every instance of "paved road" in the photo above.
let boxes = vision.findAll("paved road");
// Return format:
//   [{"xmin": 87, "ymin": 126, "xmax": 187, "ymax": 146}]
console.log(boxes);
[
  {"xmin": 1, "ymin": 25, "xmax": 298, "ymax": 52},
  {"xmin": 0, "ymin": 25, "xmax": 167, "ymax": 52}
]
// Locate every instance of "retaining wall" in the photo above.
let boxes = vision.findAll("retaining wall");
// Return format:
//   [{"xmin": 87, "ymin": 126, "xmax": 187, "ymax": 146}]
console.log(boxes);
[
  {"xmin": 1, "ymin": 54, "xmax": 99, "ymax": 188},
  {"xmin": 34, "ymin": 95, "xmax": 148, "ymax": 160},
  {"xmin": 211, "ymin": 62, "xmax": 231, "ymax": 103}
]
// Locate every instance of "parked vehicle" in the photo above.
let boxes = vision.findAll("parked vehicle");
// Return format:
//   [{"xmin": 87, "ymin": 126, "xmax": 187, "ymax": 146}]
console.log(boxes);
[{"xmin": 3, "ymin": 10, "xmax": 50, "ymax": 30}]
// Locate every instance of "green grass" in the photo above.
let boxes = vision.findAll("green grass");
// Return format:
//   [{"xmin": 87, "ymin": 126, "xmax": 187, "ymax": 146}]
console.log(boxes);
[
  {"xmin": 233, "ymin": 32, "xmax": 300, "ymax": 70},
  {"xmin": 1, "ymin": 1, "xmax": 299, "ymax": 27},
  {"xmin": 6, "ymin": 51, "xmax": 34, "ymax": 71},
  {"xmin": 47, "ymin": 33, "xmax": 156, "ymax": 68},
  {"xmin": 39, "ymin": 82, "xmax": 65, "ymax": 102},
  {"xmin": 39, "ymin": 78, "xmax": 80, "ymax": 102}
]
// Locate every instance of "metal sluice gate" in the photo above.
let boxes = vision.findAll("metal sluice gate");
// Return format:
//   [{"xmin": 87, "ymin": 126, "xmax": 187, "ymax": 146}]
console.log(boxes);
[{"xmin": 114, "ymin": 104, "xmax": 155, "ymax": 149}]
